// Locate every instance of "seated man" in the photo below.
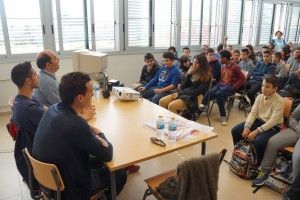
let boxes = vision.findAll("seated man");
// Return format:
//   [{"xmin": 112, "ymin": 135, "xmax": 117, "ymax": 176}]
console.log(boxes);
[
  {"xmin": 287, "ymin": 46, "xmax": 300, "ymax": 74},
  {"xmin": 253, "ymin": 104, "xmax": 300, "ymax": 187},
  {"xmin": 283, "ymin": 139, "xmax": 300, "ymax": 200},
  {"xmin": 239, "ymin": 48, "xmax": 254, "ymax": 79},
  {"xmin": 182, "ymin": 46, "xmax": 191, "ymax": 60},
  {"xmin": 246, "ymin": 50, "xmax": 275, "ymax": 106},
  {"xmin": 207, "ymin": 48, "xmax": 221, "ymax": 86},
  {"xmin": 33, "ymin": 50, "xmax": 60, "ymax": 106},
  {"xmin": 280, "ymin": 71, "xmax": 300, "ymax": 99},
  {"xmin": 232, "ymin": 49, "xmax": 241, "ymax": 65},
  {"xmin": 139, "ymin": 52, "xmax": 181, "ymax": 104},
  {"xmin": 178, "ymin": 55, "xmax": 192, "ymax": 75},
  {"xmin": 32, "ymin": 72, "xmax": 127, "ymax": 199},
  {"xmin": 231, "ymin": 75, "xmax": 284, "ymax": 164},
  {"xmin": 273, "ymin": 51, "xmax": 289, "ymax": 89},
  {"xmin": 135, "ymin": 53, "xmax": 160, "ymax": 89},
  {"xmin": 202, "ymin": 50, "xmax": 245, "ymax": 125},
  {"xmin": 10, "ymin": 61, "xmax": 44, "ymax": 186}
]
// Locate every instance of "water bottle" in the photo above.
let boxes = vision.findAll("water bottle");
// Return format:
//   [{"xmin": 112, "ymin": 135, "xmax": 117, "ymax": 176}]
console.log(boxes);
[
  {"xmin": 93, "ymin": 81, "xmax": 100, "ymax": 98},
  {"xmin": 168, "ymin": 117, "xmax": 177, "ymax": 143},
  {"xmin": 156, "ymin": 116, "xmax": 165, "ymax": 139}
]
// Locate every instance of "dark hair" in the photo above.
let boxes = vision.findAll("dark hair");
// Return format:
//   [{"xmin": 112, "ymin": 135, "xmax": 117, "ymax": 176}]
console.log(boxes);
[
  {"xmin": 275, "ymin": 31, "xmax": 283, "ymax": 36},
  {"xmin": 144, "ymin": 53, "xmax": 154, "ymax": 61},
  {"xmin": 263, "ymin": 50, "xmax": 271, "ymax": 55},
  {"xmin": 207, "ymin": 48, "xmax": 215, "ymax": 54},
  {"xmin": 268, "ymin": 42, "xmax": 275, "ymax": 48},
  {"xmin": 262, "ymin": 46, "xmax": 270, "ymax": 50},
  {"xmin": 167, "ymin": 46, "xmax": 176, "ymax": 53},
  {"xmin": 11, "ymin": 61, "xmax": 33, "ymax": 88},
  {"xmin": 281, "ymin": 45, "xmax": 291, "ymax": 55},
  {"xmin": 246, "ymin": 44, "xmax": 257, "ymax": 64},
  {"xmin": 227, "ymin": 45, "xmax": 233, "ymax": 49},
  {"xmin": 36, "ymin": 53, "xmax": 51, "ymax": 69},
  {"xmin": 217, "ymin": 44, "xmax": 224, "ymax": 52},
  {"xmin": 183, "ymin": 46, "xmax": 190, "ymax": 51},
  {"xmin": 233, "ymin": 50, "xmax": 240, "ymax": 54},
  {"xmin": 179, "ymin": 55, "xmax": 190, "ymax": 65},
  {"xmin": 163, "ymin": 51, "xmax": 175, "ymax": 60},
  {"xmin": 220, "ymin": 50, "xmax": 231, "ymax": 60},
  {"xmin": 264, "ymin": 75, "xmax": 278, "ymax": 88},
  {"xmin": 241, "ymin": 48, "xmax": 250, "ymax": 54},
  {"xmin": 59, "ymin": 72, "xmax": 91, "ymax": 105},
  {"xmin": 193, "ymin": 54, "xmax": 211, "ymax": 82},
  {"xmin": 273, "ymin": 51, "xmax": 282, "ymax": 60}
]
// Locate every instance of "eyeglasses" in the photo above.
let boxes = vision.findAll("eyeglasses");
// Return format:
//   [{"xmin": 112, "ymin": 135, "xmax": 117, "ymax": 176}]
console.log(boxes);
[{"xmin": 150, "ymin": 137, "xmax": 166, "ymax": 147}]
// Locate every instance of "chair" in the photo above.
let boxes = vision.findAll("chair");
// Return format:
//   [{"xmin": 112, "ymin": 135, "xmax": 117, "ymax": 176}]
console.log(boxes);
[
  {"xmin": 142, "ymin": 149, "xmax": 227, "ymax": 200},
  {"xmin": 22, "ymin": 148, "xmax": 107, "ymax": 200}
]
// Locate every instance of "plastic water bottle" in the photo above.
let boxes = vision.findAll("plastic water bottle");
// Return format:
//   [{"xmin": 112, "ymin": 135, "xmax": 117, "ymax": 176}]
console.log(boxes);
[
  {"xmin": 93, "ymin": 81, "xmax": 100, "ymax": 98},
  {"xmin": 168, "ymin": 117, "xmax": 177, "ymax": 143},
  {"xmin": 156, "ymin": 116, "xmax": 165, "ymax": 139}
]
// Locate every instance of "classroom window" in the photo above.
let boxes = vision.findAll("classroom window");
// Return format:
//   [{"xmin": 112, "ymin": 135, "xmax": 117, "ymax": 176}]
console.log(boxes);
[
  {"xmin": 226, "ymin": 0, "xmax": 242, "ymax": 45},
  {"xmin": 259, "ymin": 3, "xmax": 274, "ymax": 44},
  {"xmin": 288, "ymin": 6, "xmax": 300, "ymax": 42},
  {"xmin": 4, "ymin": 0, "xmax": 43, "ymax": 54}
]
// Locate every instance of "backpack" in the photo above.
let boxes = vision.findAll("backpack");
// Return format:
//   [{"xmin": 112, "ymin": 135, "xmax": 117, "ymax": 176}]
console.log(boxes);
[
  {"xmin": 265, "ymin": 155, "xmax": 293, "ymax": 193},
  {"xmin": 229, "ymin": 140, "xmax": 258, "ymax": 179}
]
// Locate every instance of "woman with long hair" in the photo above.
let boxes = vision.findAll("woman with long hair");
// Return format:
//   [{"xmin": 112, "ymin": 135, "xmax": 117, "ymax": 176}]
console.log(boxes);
[{"xmin": 159, "ymin": 54, "xmax": 211, "ymax": 117}]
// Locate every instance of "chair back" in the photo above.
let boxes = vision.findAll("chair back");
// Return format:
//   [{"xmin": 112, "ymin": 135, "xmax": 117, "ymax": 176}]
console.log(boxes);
[
  {"xmin": 23, "ymin": 148, "xmax": 65, "ymax": 191},
  {"xmin": 283, "ymin": 97, "xmax": 293, "ymax": 119}
]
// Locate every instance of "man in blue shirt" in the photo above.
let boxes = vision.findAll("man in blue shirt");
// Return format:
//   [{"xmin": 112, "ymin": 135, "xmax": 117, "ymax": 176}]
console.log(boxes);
[
  {"xmin": 33, "ymin": 72, "xmax": 127, "ymax": 200},
  {"xmin": 33, "ymin": 50, "xmax": 60, "ymax": 106},
  {"xmin": 11, "ymin": 61, "xmax": 45, "ymax": 186},
  {"xmin": 139, "ymin": 51, "xmax": 181, "ymax": 104}
]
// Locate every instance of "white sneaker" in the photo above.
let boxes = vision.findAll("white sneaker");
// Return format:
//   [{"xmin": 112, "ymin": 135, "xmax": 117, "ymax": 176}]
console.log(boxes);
[{"xmin": 221, "ymin": 116, "xmax": 228, "ymax": 126}]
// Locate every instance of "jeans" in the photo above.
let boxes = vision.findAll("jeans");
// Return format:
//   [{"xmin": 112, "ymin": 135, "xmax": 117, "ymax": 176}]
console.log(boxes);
[
  {"xmin": 231, "ymin": 119, "xmax": 280, "ymax": 164},
  {"xmin": 142, "ymin": 87, "xmax": 171, "ymax": 104},
  {"xmin": 203, "ymin": 84, "xmax": 234, "ymax": 117}
]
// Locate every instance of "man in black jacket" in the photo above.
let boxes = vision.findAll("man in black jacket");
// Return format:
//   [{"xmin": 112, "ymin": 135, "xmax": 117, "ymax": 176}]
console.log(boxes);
[{"xmin": 32, "ymin": 72, "xmax": 127, "ymax": 200}]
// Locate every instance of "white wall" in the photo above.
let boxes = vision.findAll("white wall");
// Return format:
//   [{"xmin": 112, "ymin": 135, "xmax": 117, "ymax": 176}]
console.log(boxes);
[{"xmin": 0, "ymin": 52, "xmax": 163, "ymax": 113}]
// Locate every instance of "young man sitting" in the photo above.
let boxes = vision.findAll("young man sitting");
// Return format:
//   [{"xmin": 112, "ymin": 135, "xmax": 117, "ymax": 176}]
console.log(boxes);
[
  {"xmin": 252, "ymin": 104, "xmax": 300, "ymax": 189},
  {"xmin": 239, "ymin": 48, "xmax": 254, "ymax": 78},
  {"xmin": 245, "ymin": 50, "xmax": 275, "ymax": 106},
  {"xmin": 139, "ymin": 52, "xmax": 181, "ymax": 104},
  {"xmin": 232, "ymin": 49, "xmax": 241, "ymax": 65},
  {"xmin": 32, "ymin": 72, "xmax": 127, "ymax": 199},
  {"xmin": 201, "ymin": 50, "xmax": 245, "ymax": 125},
  {"xmin": 231, "ymin": 75, "xmax": 284, "ymax": 165},
  {"xmin": 182, "ymin": 46, "xmax": 191, "ymax": 60},
  {"xmin": 207, "ymin": 48, "xmax": 221, "ymax": 86},
  {"xmin": 178, "ymin": 55, "xmax": 192, "ymax": 75}
]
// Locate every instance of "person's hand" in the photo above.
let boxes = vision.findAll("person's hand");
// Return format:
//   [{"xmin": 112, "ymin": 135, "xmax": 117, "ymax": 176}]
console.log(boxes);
[
  {"xmin": 172, "ymin": 93, "xmax": 178, "ymax": 99},
  {"xmin": 89, "ymin": 125, "xmax": 101, "ymax": 135},
  {"xmin": 147, "ymin": 66, "xmax": 153, "ymax": 73},
  {"xmin": 187, "ymin": 66, "xmax": 195, "ymax": 75},
  {"xmin": 8, "ymin": 97, "xmax": 14, "ymax": 109},
  {"xmin": 138, "ymin": 87, "xmax": 146, "ymax": 92},
  {"xmin": 242, "ymin": 127, "xmax": 251, "ymax": 138},
  {"xmin": 247, "ymin": 130, "xmax": 258, "ymax": 141},
  {"xmin": 153, "ymin": 88, "xmax": 162, "ymax": 94},
  {"xmin": 95, "ymin": 135, "xmax": 108, "ymax": 147},
  {"xmin": 81, "ymin": 105, "xmax": 96, "ymax": 121}
]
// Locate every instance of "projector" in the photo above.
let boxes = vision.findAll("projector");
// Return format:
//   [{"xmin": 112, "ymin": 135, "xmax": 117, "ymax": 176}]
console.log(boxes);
[{"xmin": 112, "ymin": 87, "xmax": 140, "ymax": 101}]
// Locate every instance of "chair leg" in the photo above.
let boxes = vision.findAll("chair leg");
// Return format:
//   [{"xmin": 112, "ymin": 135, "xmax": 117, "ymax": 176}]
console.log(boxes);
[
  {"xmin": 208, "ymin": 99, "xmax": 215, "ymax": 115},
  {"xmin": 142, "ymin": 189, "xmax": 152, "ymax": 200},
  {"xmin": 226, "ymin": 98, "xmax": 234, "ymax": 121},
  {"xmin": 206, "ymin": 111, "xmax": 211, "ymax": 126}
]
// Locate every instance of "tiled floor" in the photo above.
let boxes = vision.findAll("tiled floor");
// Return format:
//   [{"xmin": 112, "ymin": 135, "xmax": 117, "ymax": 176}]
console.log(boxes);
[{"xmin": 0, "ymin": 105, "xmax": 282, "ymax": 200}]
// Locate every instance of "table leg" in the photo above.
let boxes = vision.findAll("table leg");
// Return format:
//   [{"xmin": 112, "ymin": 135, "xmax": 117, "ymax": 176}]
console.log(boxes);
[
  {"xmin": 110, "ymin": 171, "xmax": 117, "ymax": 200},
  {"xmin": 201, "ymin": 142, "xmax": 206, "ymax": 155}
]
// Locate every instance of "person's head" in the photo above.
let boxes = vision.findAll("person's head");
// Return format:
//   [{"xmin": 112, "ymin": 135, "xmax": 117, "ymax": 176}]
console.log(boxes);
[
  {"xmin": 167, "ymin": 46, "xmax": 177, "ymax": 56},
  {"xmin": 262, "ymin": 50, "xmax": 272, "ymax": 64},
  {"xmin": 227, "ymin": 45, "xmax": 233, "ymax": 51},
  {"xmin": 201, "ymin": 44, "xmax": 209, "ymax": 55},
  {"xmin": 272, "ymin": 51, "xmax": 282, "ymax": 64},
  {"xmin": 275, "ymin": 31, "xmax": 283, "ymax": 39},
  {"xmin": 261, "ymin": 75, "xmax": 278, "ymax": 96},
  {"xmin": 144, "ymin": 53, "xmax": 155, "ymax": 68},
  {"xmin": 192, "ymin": 54, "xmax": 211, "ymax": 81},
  {"xmin": 179, "ymin": 55, "xmax": 191, "ymax": 70},
  {"xmin": 246, "ymin": 44, "xmax": 255, "ymax": 54},
  {"xmin": 36, "ymin": 50, "xmax": 60, "ymax": 73},
  {"xmin": 11, "ymin": 61, "xmax": 39, "ymax": 90},
  {"xmin": 267, "ymin": 42, "xmax": 275, "ymax": 51},
  {"xmin": 162, "ymin": 51, "xmax": 175, "ymax": 67},
  {"xmin": 262, "ymin": 46, "xmax": 271, "ymax": 54},
  {"xmin": 281, "ymin": 45, "xmax": 291, "ymax": 57},
  {"xmin": 293, "ymin": 46, "xmax": 300, "ymax": 59},
  {"xmin": 59, "ymin": 72, "xmax": 92, "ymax": 108},
  {"xmin": 182, "ymin": 47, "xmax": 190, "ymax": 57},
  {"xmin": 217, "ymin": 44, "xmax": 224, "ymax": 52},
  {"xmin": 206, "ymin": 48, "xmax": 215, "ymax": 62},
  {"xmin": 240, "ymin": 48, "xmax": 250, "ymax": 60},
  {"xmin": 219, "ymin": 50, "xmax": 231, "ymax": 65},
  {"xmin": 232, "ymin": 50, "xmax": 240, "ymax": 62}
]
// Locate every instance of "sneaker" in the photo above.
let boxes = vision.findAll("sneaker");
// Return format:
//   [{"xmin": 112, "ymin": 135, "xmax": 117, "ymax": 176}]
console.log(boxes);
[
  {"xmin": 252, "ymin": 170, "xmax": 270, "ymax": 186},
  {"xmin": 221, "ymin": 116, "xmax": 228, "ymax": 126},
  {"xmin": 197, "ymin": 105, "xmax": 208, "ymax": 115}
]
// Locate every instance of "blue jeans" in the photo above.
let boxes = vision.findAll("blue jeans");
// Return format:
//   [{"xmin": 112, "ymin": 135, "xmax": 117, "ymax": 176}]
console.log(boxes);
[
  {"xmin": 142, "ymin": 87, "xmax": 171, "ymax": 105},
  {"xmin": 231, "ymin": 119, "xmax": 279, "ymax": 164},
  {"xmin": 203, "ymin": 84, "xmax": 234, "ymax": 117}
]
